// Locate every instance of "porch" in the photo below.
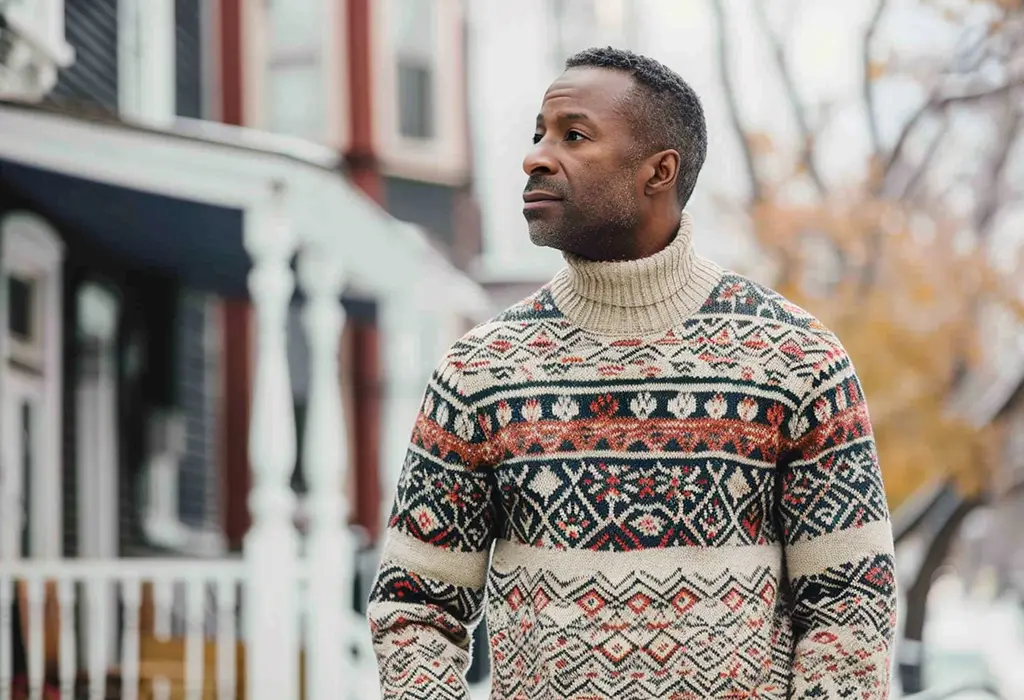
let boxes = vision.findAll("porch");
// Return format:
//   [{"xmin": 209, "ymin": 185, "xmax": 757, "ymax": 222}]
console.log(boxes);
[{"xmin": 0, "ymin": 101, "xmax": 491, "ymax": 699}]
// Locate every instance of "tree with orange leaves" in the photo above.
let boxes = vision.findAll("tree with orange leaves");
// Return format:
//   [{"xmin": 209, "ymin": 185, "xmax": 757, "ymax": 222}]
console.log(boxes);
[{"xmin": 707, "ymin": 0, "xmax": 1024, "ymax": 692}]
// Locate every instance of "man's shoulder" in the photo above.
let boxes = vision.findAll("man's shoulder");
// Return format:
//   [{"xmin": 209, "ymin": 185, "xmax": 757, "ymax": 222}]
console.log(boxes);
[
  {"xmin": 704, "ymin": 270, "xmax": 841, "ymax": 347},
  {"xmin": 434, "ymin": 285, "xmax": 563, "ymax": 394},
  {"xmin": 448, "ymin": 284, "xmax": 564, "ymax": 349},
  {"xmin": 490, "ymin": 284, "xmax": 565, "ymax": 324}
]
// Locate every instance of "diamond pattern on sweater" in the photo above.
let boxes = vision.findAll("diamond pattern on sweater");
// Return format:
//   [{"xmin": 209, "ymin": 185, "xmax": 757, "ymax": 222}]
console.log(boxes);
[
  {"xmin": 494, "ymin": 458, "xmax": 778, "ymax": 549},
  {"xmin": 485, "ymin": 563, "xmax": 792, "ymax": 699}
]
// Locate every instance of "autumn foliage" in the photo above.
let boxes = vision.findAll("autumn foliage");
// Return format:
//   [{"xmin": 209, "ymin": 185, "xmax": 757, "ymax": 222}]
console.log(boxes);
[{"xmin": 709, "ymin": 0, "xmax": 1024, "ymax": 510}]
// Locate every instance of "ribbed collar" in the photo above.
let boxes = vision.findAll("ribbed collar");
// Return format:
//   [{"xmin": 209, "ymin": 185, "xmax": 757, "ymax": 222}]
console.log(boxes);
[{"xmin": 548, "ymin": 211, "xmax": 723, "ymax": 334}]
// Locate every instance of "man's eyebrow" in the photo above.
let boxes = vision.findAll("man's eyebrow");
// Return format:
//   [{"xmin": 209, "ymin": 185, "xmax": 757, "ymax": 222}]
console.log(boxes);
[{"xmin": 535, "ymin": 111, "xmax": 593, "ymax": 125}]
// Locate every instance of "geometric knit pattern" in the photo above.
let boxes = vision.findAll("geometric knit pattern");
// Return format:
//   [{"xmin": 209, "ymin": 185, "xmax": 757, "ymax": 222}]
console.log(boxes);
[{"xmin": 368, "ymin": 214, "xmax": 897, "ymax": 700}]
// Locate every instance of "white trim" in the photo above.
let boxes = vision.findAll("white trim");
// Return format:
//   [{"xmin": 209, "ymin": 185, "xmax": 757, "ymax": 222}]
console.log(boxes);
[
  {"xmin": 0, "ymin": 103, "xmax": 489, "ymax": 310},
  {"xmin": 373, "ymin": 0, "xmax": 470, "ymax": 184},
  {"xmin": 0, "ymin": 0, "xmax": 75, "ymax": 101},
  {"xmin": 0, "ymin": 211, "xmax": 64, "ymax": 560},
  {"xmin": 118, "ymin": 0, "xmax": 177, "ymax": 125}
]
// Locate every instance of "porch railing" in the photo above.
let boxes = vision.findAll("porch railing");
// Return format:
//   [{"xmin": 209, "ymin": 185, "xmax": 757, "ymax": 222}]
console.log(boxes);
[
  {"xmin": 1, "ymin": 174, "xmax": 379, "ymax": 700},
  {"xmin": 0, "ymin": 558, "xmax": 377, "ymax": 700}
]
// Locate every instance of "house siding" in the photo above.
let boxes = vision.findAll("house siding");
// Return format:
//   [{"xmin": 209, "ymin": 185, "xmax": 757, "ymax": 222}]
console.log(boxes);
[
  {"xmin": 175, "ymin": 0, "xmax": 205, "ymax": 119},
  {"xmin": 51, "ymin": 0, "xmax": 119, "ymax": 113}
]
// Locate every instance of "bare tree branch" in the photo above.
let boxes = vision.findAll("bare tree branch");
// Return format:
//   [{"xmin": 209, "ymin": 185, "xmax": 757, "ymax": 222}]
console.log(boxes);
[
  {"xmin": 881, "ymin": 78, "xmax": 1024, "ymax": 193},
  {"xmin": 709, "ymin": 0, "xmax": 762, "ymax": 204},
  {"xmin": 901, "ymin": 118, "xmax": 949, "ymax": 201},
  {"xmin": 863, "ymin": 0, "xmax": 889, "ymax": 159},
  {"xmin": 975, "ymin": 102, "xmax": 1023, "ymax": 239},
  {"xmin": 752, "ymin": 0, "xmax": 827, "ymax": 197}
]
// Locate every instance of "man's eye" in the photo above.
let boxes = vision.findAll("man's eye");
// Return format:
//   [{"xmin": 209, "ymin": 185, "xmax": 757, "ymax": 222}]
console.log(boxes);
[
  {"xmin": 532, "ymin": 134, "xmax": 543, "ymax": 145},
  {"xmin": 565, "ymin": 130, "xmax": 585, "ymax": 142}
]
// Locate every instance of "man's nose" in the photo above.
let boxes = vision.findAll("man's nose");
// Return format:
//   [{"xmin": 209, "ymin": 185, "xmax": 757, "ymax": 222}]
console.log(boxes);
[{"xmin": 523, "ymin": 141, "xmax": 559, "ymax": 177}]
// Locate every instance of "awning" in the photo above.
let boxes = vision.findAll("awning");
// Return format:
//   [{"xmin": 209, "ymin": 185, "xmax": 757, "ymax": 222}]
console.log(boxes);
[{"xmin": 0, "ymin": 100, "xmax": 490, "ymax": 317}]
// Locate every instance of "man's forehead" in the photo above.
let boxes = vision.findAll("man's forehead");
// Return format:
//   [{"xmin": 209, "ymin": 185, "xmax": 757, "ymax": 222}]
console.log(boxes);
[{"xmin": 539, "ymin": 67, "xmax": 635, "ymax": 116}]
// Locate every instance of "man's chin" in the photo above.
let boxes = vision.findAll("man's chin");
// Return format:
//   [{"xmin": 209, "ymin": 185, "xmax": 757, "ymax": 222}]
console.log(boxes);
[
  {"xmin": 526, "ymin": 224, "xmax": 564, "ymax": 250},
  {"xmin": 525, "ymin": 210, "xmax": 564, "ymax": 247}
]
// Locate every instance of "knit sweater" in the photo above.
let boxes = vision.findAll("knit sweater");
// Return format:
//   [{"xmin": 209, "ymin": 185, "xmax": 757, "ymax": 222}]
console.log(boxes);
[{"xmin": 367, "ymin": 212, "xmax": 897, "ymax": 700}]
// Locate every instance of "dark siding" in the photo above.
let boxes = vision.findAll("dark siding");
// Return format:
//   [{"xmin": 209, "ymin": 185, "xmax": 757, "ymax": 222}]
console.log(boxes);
[
  {"xmin": 51, "ymin": 0, "xmax": 119, "ymax": 113},
  {"xmin": 175, "ymin": 0, "xmax": 204, "ymax": 119},
  {"xmin": 176, "ymin": 291, "xmax": 218, "ymax": 527}
]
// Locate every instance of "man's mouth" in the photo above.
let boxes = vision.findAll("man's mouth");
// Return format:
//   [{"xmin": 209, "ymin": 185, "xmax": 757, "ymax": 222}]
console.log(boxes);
[{"xmin": 523, "ymin": 191, "xmax": 563, "ymax": 210}]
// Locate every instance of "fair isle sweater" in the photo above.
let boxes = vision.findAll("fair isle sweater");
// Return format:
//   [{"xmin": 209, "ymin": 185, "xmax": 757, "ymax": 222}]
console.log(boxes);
[{"xmin": 367, "ymin": 212, "xmax": 897, "ymax": 700}]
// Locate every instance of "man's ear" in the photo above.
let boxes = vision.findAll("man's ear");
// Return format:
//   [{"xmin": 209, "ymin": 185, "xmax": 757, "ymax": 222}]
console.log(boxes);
[{"xmin": 644, "ymin": 149, "xmax": 680, "ymax": 196}]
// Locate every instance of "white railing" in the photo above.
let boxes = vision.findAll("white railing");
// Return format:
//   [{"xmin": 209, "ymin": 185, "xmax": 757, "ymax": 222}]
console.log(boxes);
[
  {"xmin": 0, "ymin": 559, "xmax": 245, "ymax": 700},
  {"xmin": 0, "ymin": 558, "xmax": 378, "ymax": 700},
  {"xmin": 0, "ymin": 179, "xmax": 381, "ymax": 700}
]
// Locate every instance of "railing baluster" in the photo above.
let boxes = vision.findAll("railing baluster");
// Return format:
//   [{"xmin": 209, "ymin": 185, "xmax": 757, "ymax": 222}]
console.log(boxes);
[
  {"xmin": 57, "ymin": 579, "xmax": 76, "ymax": 700},
  {"xmin": 216, "ymin": 577, "xmax": 237, "ymax": 700},
  {"xmin": 27, "ymin": 578, "xmax": 45, "ymax": 700},
  {"xmin": 184, "ymin": 578, "xmax": 205, "ymax": 700},
  {"xmin": 152, "ymin": 577, "xmax": 174, "ymax": 700},
  {"xmin": 86, "ymin": 578, "xmax": 108, "ymax": 700},
  {"xmin": 121, "ymin": 577, "xmax": 142, "ymax": 700},
  {"xmin": 153, "ymin": 579, "xmax": 173, "ymax": 639},
  {"xmin": 0, "ymin": 576, "xmax": 12, "ymax": 699}
]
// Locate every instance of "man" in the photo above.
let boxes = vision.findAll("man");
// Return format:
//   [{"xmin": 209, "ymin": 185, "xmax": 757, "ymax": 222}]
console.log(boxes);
[{"xmin": 368, "ymin": 47, "xmax": 897, "ymax": 699}]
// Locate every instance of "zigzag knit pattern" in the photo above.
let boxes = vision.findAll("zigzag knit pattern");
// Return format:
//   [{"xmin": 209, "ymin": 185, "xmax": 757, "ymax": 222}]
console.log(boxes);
[{"xmin": 368, "ymin": 213, "xmax": 897, "ymax": 700}]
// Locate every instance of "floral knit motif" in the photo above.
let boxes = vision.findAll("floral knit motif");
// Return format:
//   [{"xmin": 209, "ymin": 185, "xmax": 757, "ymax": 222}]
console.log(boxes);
[{"xmin": 368, "ymin": 213, "xmax": 897, "ymax": 700}]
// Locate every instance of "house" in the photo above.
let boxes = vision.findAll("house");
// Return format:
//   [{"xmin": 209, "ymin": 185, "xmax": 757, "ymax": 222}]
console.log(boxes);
[{"xmin": 0, "ymin": 1, "xmax": 489, "ymax": 698}]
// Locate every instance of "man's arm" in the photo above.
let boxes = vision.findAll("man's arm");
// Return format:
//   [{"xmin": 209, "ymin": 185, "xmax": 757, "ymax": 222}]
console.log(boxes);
[
  {"xmin": 367, "ymin": 353, "xmax": 496, "ymax": 700},
  {"xmin": 779, "ymin": 341, "xmax": 898, "ymax": 699}
]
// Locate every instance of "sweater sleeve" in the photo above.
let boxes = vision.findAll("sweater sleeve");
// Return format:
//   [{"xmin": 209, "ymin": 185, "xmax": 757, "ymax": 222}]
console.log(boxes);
[
  {"xmin": 367, "ymin": 353, "xmax": 497, "ymax": 700},
  {"xmin": 779, "ymin": 343, "xmax": 897, "ymax": 699}
]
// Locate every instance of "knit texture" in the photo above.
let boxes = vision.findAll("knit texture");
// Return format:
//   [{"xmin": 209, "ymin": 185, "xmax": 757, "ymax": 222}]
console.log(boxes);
[{"xmin": 368, "ymin": 212, "xmax": 897, "ymax": 700}]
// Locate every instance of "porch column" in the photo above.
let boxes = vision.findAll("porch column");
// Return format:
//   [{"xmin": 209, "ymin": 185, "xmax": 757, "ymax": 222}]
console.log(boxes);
[
  {"xmin": 243, "ymin": 190, "xmax": 300, "ymax": 700},
  {"xmin": 76, "ymin": 283, "xmax": 120, "ymax": 663},
  {"xmin": 297, "ymin": 240, "xmax": 350, "ymax": 700}
]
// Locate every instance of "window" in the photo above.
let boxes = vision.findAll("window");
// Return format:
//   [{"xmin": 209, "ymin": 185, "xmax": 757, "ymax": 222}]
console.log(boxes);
[
  {"xmin": 264, "ymin": 0, "xmax": 327, "ymax": 140},
  {"xmin": 7, "ymin": 271, "xmax": 46, "ymax": 372},
  {"xmin": 8, "ymin": 275, "xmax": 35, "ymax": 342},
  {"xmin": 397, "ymin": 62, "xmax": 433, "ymax": 139},
  {"xmin": 391, "ymin": 0, "xmax": 436, "ymax": 140}
]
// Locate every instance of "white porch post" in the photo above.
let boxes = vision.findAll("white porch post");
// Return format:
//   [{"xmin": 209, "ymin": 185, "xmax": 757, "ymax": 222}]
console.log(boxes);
[
  {"xmin": 243, "ymin": 189, "xmax": 300, "ymax": 700},
  {"xmin": 76, "ymin": 283, "xmax": 121, "ymax": 663},
  {"xmin": 297, "ymin": 241, "xmax": 350, "ymax": 700}
]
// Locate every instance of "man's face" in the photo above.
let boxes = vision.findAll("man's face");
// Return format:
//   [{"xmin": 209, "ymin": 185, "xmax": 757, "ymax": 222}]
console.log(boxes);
[{"xmin": 523, "ymin": 67, "xmax": 644, "ymax": 258}]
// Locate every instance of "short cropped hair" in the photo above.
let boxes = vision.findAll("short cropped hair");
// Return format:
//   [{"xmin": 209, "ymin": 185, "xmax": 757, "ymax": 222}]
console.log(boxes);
[{"xmin": 565, "ymin": 47, "xmax": 708, "ymax": 208}]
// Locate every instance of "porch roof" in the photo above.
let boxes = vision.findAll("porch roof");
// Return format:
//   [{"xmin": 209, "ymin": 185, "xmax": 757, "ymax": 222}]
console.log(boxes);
[{"xmin": 0, "ymin": 100, "xmax": 491, "ymax": 316}]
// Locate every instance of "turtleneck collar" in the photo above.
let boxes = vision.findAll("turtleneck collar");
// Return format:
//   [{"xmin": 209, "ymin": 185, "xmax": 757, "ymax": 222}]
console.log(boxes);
[{"xmin": 548, "ymin": 211, "xmax": 723, "ymax": 334}]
